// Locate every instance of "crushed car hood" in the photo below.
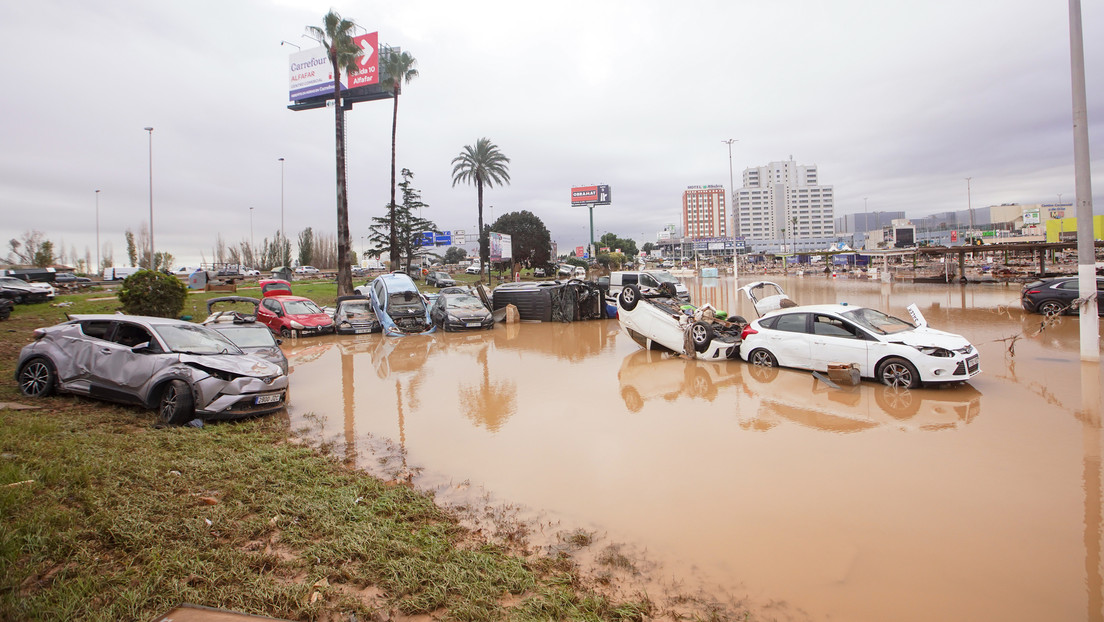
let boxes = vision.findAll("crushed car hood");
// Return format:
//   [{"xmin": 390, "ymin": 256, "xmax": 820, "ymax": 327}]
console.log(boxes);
[
  {"xmin": 179, "ymin": 353, "xmax": 283, "ymax": 377},
  {"xmin": 889, "ymin": 327, "xmax": 973, "ymax": 350}
]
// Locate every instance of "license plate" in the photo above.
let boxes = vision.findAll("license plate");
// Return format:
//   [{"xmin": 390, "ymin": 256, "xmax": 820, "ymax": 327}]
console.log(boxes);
[
  {"xmin": 966, "ymin": 356, "xmax": 979, "ymax": 373},
  {"xmin": 354, "ymin": 329, "xmax": 369, "ymax": 334},
  {"xmin": 465, "ymin": 322, "xmax": 482, "ymax": 328},
  {"xmin": 255, "ymin": 394, "xmax": 282, "ymax": 405}
]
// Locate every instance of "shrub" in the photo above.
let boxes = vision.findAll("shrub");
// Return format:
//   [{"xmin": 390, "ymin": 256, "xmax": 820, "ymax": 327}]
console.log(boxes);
[{"xmin": 117, "ymin": 270, "xmax": 187, "ymax": 318}]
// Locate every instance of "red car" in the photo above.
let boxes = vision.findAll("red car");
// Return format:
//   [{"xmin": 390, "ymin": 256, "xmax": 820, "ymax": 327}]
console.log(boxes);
[{"xmin": 256, "ymin": 280, "xmax": 334, "ymax": 337}]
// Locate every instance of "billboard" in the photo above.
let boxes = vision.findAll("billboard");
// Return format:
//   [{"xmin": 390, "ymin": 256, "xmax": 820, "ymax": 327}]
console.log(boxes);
[
  {"xmin": 1023, "ymin": 208, "xmax": 1041, "ymax": 225},
  {"xmin": 489, "ymin": 232, "xmax": 512, "ymax": 262},
  {"xmin": 570, "ymin": 184, "xmax": 612, "ymax": 206},
  {"xmin": 288, "ymin": 32, "xmax": 378, "ymax": 102}
]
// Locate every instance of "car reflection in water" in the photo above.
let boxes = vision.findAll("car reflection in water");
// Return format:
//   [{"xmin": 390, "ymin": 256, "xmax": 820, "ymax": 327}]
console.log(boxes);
[{"xmin": 617, "ymin": 349, "xmax": 982, "ymax": 431}]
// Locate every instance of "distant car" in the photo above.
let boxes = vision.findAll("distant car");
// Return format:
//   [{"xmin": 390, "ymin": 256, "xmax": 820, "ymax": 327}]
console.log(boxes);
[
  {"xmin": 573, "ymin": 266, "xmax": 587, "ymax": 279},
  {"xmin": 16, "ymin": 314, "xmax": 288, "ymax": 424},
  {"xmin": 740, "ymin": 304, "xmax": 980, "ymax": 389},
  {"xmin": 557, "ymin": 264, "xmax": 573, "ymax": 278},
  {"xmin": 0, "ymin": 276, "xmax": 53, "ymax": 303},
  {"xmin": 240, "ymin": 268, "xmax": 260, "ymax": 277},
  {"xmin": 426, "ymin": 271, "xmax": 456, "ymax": 288},
  {"xmin": 429, "ymin": 291, "xmax": 494, "ymax": 331},
  {"xmin": 332, "ymin": 295, "xmax": 381, "ymax": 335},
  {"xmin": 1020, "ymin": 276, "xmax": 1104, "ymax": 316},
  {"xmin": 255, "ymin": 281, "xmax": 334, "ymax": 338},
  {"xmin": 533, "ymin": 267, "xmax": 546, "ymax": 277},
  {"xmin": 53, "ymin": 273, "xmax": 92, "ymax": 286},
  {"xmin": 294, "ymin": 265, "xmax": 320, "ymax": 275},
  {"xmin": 355, "ymin": 272, "xmax": 434, "ymax": 336},
  {"xmin": 465, "ymin": 264, "xmax": 481, "ymax": 275}
]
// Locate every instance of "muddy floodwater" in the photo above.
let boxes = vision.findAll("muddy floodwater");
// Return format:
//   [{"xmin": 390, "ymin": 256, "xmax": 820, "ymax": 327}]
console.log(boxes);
[{"xmin": 283, "ymin": 275, "xmax": 1104, "ymax": 622}]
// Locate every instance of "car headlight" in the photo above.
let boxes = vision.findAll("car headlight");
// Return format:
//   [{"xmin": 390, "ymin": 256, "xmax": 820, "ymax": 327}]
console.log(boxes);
[
  {"xmin": 289, "ymin": 320, "xmax": 305, "ymax": 329},
  {"xmin": 447, "ymin": 314, "xmax": 460, "ymax": 322},
  {"xmin": 913, "ymin": 345, "xmax": 953, "ymax": 357}
]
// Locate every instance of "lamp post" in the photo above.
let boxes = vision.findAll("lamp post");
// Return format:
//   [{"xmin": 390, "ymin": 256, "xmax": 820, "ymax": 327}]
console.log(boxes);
[
  {"xmin": 249, "ymin": 206, "xmax": 255, "ymax": 257},
  {"xmin": 95, "ymin": 189, "xmax": 101, "ymax": 275},
  {"xmin": 278, "ymin": 157, "xmax": 286, "ymax": 265},
  {"xmin": 722, "ymin": 138, "xmax": 739, "ymax": 280},
  {"xmin": 965, "ymin": 177, "xmax": 974, "ymax": 232},
  {"xmin": 144, "ymin": 126, "xmax": 154, "ymax": 270}
]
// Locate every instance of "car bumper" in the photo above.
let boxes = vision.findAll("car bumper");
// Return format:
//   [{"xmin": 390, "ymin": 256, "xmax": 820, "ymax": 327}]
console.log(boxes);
[{"xmin": 918, "ymin": 353, "xmax": 981, "ymax": 383}]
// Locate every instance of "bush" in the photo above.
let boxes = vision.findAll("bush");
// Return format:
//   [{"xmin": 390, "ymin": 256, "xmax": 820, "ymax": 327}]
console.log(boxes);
[{"xmin": 117, "ymin": 270, "xmax": 188, "ymax": 318}]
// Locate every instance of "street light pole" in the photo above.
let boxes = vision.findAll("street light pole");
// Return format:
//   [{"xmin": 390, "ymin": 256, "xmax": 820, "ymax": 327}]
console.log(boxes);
[
  {"xmin": 95, "ymin": 189, "xmax": 101, "ymax": 275},
  {"xmin": 144, "ymin": 126, "xmax": 155, "ymax": 270},
  {"xmin": 278, "ymin": 157, "xmax": 286, "ymax": 265},
  {"xmin": 722, "ymin": 138, "xmax": 739, "ymax": 281},
  {"xmin": 965, "ymin": 177, "xmax": 974, "ymax": 232},
  {"xmin": 249, "ymin": 206, "xmax": 255, "ymax": 258}
]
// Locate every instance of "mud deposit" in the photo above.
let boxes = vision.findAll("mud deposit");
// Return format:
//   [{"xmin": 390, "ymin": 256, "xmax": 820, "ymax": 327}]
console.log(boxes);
[{"xmin": 284, "ymin": 276, "xmax": 1104, "ymax": 622}]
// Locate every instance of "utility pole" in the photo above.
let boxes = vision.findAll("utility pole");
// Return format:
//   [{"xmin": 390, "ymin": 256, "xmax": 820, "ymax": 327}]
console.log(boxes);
[
  {"xmin": 723, "ymin": 138, "xmax": 739, "ymax": 281},
  {"xmin": 1068, "ymin": 0, "xmax": 1099, "ymax": 361}
]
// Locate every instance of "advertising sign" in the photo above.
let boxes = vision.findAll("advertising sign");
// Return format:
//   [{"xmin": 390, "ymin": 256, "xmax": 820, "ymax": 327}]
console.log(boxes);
[
  {"xmin": 570, "ymin": 185, "xmax": 612, "ymax": 206},
  {"xmin": 288, "ymin": 32, "xmax": 378, "ymax": 101},
  {"xmin": 1023, "ymin": 208, "xmax": 1041, "ymax": 225},
  {"xmin": 489, "ymin": 233, "xmax": 512, "ymax": 262},
  {"xmin": 575, "ymin": 246, "xmax": 585, "ymax": 257}
]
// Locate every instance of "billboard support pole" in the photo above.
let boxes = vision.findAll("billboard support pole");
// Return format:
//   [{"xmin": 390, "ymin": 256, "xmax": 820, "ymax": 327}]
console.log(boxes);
[{"xmin": 589, "ymin": 205, "xmax": 595, "ymax": 258}]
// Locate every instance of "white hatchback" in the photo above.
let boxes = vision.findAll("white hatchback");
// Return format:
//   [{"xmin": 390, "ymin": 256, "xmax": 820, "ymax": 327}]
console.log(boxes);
[{"xmin": 739, "ymin": 304, "xmax": 980, "ymax": 388}]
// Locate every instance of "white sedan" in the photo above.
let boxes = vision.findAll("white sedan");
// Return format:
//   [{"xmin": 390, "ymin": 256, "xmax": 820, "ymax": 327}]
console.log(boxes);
[{"xmin": 739, "ymin": 304, "xmax": 980, "ymax": 388}]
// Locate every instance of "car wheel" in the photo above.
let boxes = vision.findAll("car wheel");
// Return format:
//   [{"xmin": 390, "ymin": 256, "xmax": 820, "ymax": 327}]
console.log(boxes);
[
  {"xmin": 158, "ymin": 379, "xmax": 195, "ymax": 425},
  {"xmin": 748, "ymin": 348, "xmax": 777, "ymax": 367},
  {"xmin": 280, "ymin": 327, "xmax": 293, "ymax": 338},
  {"xmin": 619, "ymin": 284, "xmax": 640, "ymax": 311},
  {"xmin": 690, "ymin": 321, "xmax": 713, "ymax": 353},
  {"xmin": 1038, "ymin": 300, "xmax": 1065, "ymax": 316},
  {"xmin": 18, "ymin": 356, "xmax": 57, "ymax": 397},
  {"xmin": 877, "ymin": 357, "xmax": 921, "ymax": 389}
]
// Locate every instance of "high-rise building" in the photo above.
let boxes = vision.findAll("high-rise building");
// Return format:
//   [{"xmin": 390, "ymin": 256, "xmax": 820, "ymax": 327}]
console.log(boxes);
[
  {"xmin": 682, "ymin": 185, "xmax": 728, "ymax": 239},
  {"xmin": 736, "ymin": 159, "xmax": 835, "ymax": 240}
]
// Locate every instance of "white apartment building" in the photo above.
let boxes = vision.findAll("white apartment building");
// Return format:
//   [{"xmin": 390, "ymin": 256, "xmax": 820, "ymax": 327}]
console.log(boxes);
[{"xmin": 736, "ymin": 159, "xmax": 835, "ymax": 240}]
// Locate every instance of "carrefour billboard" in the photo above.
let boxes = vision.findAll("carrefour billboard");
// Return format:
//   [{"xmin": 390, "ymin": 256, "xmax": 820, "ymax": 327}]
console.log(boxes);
[
  {"xmin": 289, "ymin": 32, "xmax": 379, "ymax": 101},
  {"xmin": 570, "ymin": 184, "xmax": 612, "ymax": 206}
]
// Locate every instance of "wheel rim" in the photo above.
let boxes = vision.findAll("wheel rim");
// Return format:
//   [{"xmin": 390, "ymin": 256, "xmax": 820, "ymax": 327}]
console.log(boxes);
[
  {"xmin": 623, "ymin": 289, "xmax": 635, "ymax": 304},
  {"xmin": 751, "ymin": 350, "xmax": 774, "ymax": 367},
  {"xmin": 160, "ymin": 385, "xmax": 179, "ymax": 420},
  {"xmin": 691, "ymin": 325, "xmax": 708, "ymax": 343},
  {"xmin": 1040, "ymin": 302, "xmax": 1062, "ymax": 316},
  {"xmin": 881, "ymin": 362, "xmax": 913, "ymax": 387},
  {"xmin": 20, "ymin": 362, "xmax": 49, "ymax": 396}
]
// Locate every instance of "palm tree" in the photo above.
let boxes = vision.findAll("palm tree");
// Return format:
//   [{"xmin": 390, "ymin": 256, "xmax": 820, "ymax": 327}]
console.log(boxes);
[
  {"xmin": 451, "ymin": 138, "xmax": 510, "ymax": 280},
  {"xmin": 380, "ymin": 48, "xmax": 419, "ymax": 271},
  {"xmin": 306, "ymin": 10, "xmax": 361, "ymax": 296}
]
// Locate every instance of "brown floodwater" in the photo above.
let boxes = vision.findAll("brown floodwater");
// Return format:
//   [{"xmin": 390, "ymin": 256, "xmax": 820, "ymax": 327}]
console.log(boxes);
[{"xmin": 282, "ymin": 275, "xmax": 1104, "ymax": 622}]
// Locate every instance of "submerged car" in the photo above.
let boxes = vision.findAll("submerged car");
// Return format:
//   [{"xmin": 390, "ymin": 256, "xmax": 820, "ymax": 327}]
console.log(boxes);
[
  {"xmin": 16, "ymin": 315, "xmax": 288, "ymax": 424},
  {"xmin": 430, "ymin": 290, "xmax": 494, "ymax": 331},
  {"xmin": 616, "ymin": 283, "xmax": 746, "ymax": 360},
  {"xmin": 202, "ymin": 297, "xmax": 288, "ymax": 374},
  {"xmin": 1020, "ymin": 276, "xmax": 1104, "ymax": 316},
  {"xmin": 355, "ymin": 272, "xmax": 435, "ymax": 336},
  {"xmin": 739, "ymin": 303, "xmax": 980, "ymax": 388},
  {"xmin": 332, "ymin": 295, "xmax": 381, "ymax": 334},
  {"xmin": 256, "ymin": 280, "xmax": 334, "ymax": 338}
]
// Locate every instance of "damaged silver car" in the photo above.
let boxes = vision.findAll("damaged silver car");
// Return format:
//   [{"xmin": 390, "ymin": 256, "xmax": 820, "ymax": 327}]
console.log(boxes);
[{"xmin": 16, "ymin": 314, "xmax": 289, "ymax": 424}]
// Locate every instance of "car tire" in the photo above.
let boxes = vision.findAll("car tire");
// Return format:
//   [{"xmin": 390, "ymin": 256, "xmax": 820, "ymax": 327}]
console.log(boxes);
[
  {"xmin": 876, "ymin": 357, "xmax": 921, "ymax": 389},
  {"xmin": 1038, "ymin": 300, "xmax": 1065, "ymax": 316},
  {"xmin": 18, "ymin": 356, "xmax": 57, "ymax": 397},
  {"xmin": 619, "ymin": 284, "xmax": 641, "ymax": 311},
  {"xmin": 158, "ymin": 379, "xmax": 195, "ymax": 425},
  {"xmin": 748, "ymin": 348, "xmax": 777, "ymax": 367},
  {"xmin": 690, "ymin": 321, "xmax": 713, "ymax": 353},
  {"xmin": 280, "ymin": 327, "xmax": 293, "ymax": 339}
]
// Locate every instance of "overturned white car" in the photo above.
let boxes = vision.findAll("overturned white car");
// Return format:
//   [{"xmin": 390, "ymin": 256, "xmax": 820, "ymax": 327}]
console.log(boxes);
[{"xmin": 616, "ymin": 284, "xmax": 746, "ymax": 360}]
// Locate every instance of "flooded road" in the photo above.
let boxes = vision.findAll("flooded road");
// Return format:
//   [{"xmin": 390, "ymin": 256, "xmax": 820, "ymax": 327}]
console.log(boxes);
[{"xmin": 283, "ymin": 275, "xmax": 1104, "ymax": 622}]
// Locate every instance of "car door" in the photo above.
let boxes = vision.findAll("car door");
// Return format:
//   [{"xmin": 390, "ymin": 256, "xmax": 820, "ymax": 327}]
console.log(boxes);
[
  {"xmin": 257, "ymin": 298, "xmax": 283, "ymax": 333},
  {"xmin": 87, "ymin": 320, "xmax": 167, "ymax": 404},
  {"xmin": 764, "ymin": 312, "xmax": 812, "ymax": 368},
  {"xmin": 809, "ymin": 313, "xmax": 872, "ymax": 374}
]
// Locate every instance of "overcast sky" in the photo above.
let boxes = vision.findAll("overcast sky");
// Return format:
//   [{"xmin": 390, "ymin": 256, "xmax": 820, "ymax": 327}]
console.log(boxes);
[{"xmin": 2, "ymin": 0, "xmax": 1102, "ymax": 267}]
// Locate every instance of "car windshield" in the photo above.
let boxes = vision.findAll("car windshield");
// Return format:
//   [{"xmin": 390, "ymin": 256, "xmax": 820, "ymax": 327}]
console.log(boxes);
[
  {"xmin": 650, "ymin": 271, "xmax": 678, "ymax": 284},
  {"xmin": 283, "ymin": 300, "xmax": 323, "ymax": 315},
  {"xmin": 388, "ymin": 291, "xmax": 425, "ymax": 314},
  {"xmin": 337, "ymin": 301, "xmax": 373, "ymax": 318},
  {"xmin": 154, "ymin": 323, "xmax": 243, "ymax": 354},
  {"xmin": 446, "ymin": 295, "xmax": 486, "ymax": 311},
  {"xmin": 215, "ymin": 326, "xmax": 277, "ymax": 348},
  {"xmin": 841, "ymin": 308, "xmax": 914, "ymax": 335}
]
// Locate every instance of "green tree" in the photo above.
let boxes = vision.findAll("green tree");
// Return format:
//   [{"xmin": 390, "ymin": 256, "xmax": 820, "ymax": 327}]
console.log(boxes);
[
  {"xmin": 380, "ymin": 47, "xmax": 419, "ymax": 270},
  {"xmin": 125, "ymin": 230, "xmax": 137, "ymax": 267},
  {"xmin": 306, "ymin": 10, "xmax": 362, "ymax": 296},
  {"xmin": 642, "ymin": 242, "xmax": 655, "ymax": 254},
  {"xmin": 443, "ymin": 247, "xmax": 467, "ymax": 264},
  {"xmin": 297, "ymin": 227, "xmax": 315, "ymax": 267},
  {"xmin": 598, "ymin": 232, "xmax": 638, "ymax": 258},
  {"xmin": 366, "ymin": 169, "xmax": 437, "ymax": 269},
  {"xmin": 451, "ymin": 138, "xmax": 510, "ymax": 281},
  {"xmin": 489, "ymin": 210, "xmax": 552, "ymax": 269},
  {"xmin": 32, "ymin": 240, "xmax": 55, "ymax": 267},
  {"xmin": 117, "ymin": 270, "xmax": 187, "ymax": 318}
]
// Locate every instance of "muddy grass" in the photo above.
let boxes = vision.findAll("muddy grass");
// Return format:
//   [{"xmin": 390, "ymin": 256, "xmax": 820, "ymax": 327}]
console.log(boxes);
[{"xmin": 0, "ymin": 298, "xmax": 755, "ymax": 621}]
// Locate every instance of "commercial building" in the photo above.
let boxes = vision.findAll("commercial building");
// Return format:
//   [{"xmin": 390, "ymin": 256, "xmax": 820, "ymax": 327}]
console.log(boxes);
[
  {"xmin": 682, "ymin": 185, "xmax": 728, "ymax": 239},
  {"xmin": 736, "ymin": 159, "xmax": 835, "ymax": 242}
]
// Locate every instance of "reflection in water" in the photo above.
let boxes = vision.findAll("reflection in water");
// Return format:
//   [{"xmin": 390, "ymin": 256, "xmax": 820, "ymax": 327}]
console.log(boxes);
[{"xmin": 282, "ymin": 277, "xmax": 1104, "ymax": 622}]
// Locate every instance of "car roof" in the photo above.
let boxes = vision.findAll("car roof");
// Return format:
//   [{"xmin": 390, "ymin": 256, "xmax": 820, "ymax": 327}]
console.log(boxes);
[
  {"xmin": 759, "ymin": 304, "xmax": 866, "ymax": 318},
  {"xmin": 66, "ymin": 314, "xmax": 195, "ymax": 326},
  {"xmin": 374, "ymin": 272, "xmax": 420, "ymax": 293}
]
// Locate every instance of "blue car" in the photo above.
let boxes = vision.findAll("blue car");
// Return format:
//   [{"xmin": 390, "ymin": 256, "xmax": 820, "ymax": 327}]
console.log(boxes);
[{"xmin": 355, "ymin": 272, "xmax": 436, "ymax": 336}]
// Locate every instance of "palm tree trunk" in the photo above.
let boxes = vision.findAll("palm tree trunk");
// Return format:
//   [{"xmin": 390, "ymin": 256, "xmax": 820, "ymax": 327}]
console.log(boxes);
[
  {"xmin": 389, "ymin": 87, "xmax": 400, "ymax": 271},
  {"xmin": 333, "ymin": 56, "xmax": 353, "ymax": 296},
  {"xmin": 477, "ymin": 178, "xmax": 486, "ymax": 282}
]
